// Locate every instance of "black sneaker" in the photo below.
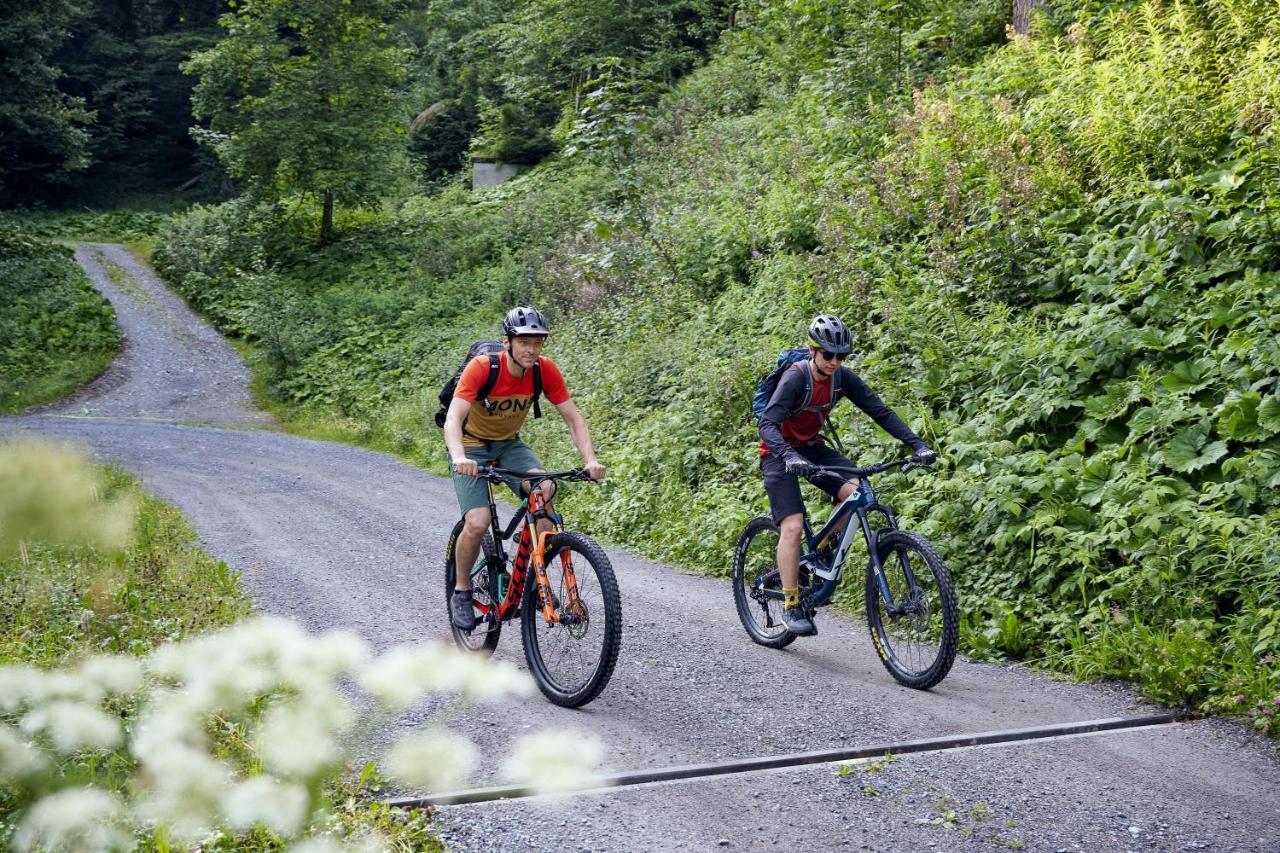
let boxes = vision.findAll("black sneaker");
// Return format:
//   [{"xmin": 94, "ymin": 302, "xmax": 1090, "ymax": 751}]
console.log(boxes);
[
  {"xmin": 782, "ymin": 605, "xmax": 817, "ymax": 637},
  {"xmin": 450, "ymin": 590, "xmax": 477, "ymax": 631}
]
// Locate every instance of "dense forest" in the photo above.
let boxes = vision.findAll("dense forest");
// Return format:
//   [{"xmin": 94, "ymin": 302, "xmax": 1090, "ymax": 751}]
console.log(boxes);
[{"xmin": 4, "ymin": 0, "xmax": 1278, "ymax": 732}]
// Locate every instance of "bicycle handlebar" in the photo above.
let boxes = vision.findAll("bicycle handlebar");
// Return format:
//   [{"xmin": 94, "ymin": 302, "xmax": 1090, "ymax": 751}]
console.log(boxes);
[
  {"xmin": 811, "ymin": 456, "xmax": 934, "ymax": 479},
  {"xmin": 471, "ymin": 466, "xmax": 597, "ymax": 483}
]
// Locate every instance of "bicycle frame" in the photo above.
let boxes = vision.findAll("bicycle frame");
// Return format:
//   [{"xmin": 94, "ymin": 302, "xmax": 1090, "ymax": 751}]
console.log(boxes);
[
  {"xmin": 795, "ymin": 479, "xmax": 910, "ymax": 610},
  {"xmin": 471, "ymin": 477, "xmax": 575, "ymax": 626}
]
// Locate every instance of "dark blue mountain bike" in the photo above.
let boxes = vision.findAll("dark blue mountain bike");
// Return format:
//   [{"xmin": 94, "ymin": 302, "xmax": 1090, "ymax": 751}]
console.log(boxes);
[{"xmin": 732, "ymin": 457, "xmax": 958, "ymax": 689}]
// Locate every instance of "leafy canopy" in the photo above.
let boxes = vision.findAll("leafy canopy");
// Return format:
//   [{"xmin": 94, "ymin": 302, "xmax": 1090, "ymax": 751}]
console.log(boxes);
[{"xmin": 184, "ymin": 0, "xmax": 412, "ymax": 241}]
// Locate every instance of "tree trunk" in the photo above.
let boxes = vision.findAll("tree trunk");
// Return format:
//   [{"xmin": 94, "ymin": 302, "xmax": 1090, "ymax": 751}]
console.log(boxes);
[
  {"xmin": 1012, "ymin": 0, "xmax": 1047, "ymax": 35},
  {"xmin": 319, "ymin": 190, "xmax": 334, "ymax": 247}
]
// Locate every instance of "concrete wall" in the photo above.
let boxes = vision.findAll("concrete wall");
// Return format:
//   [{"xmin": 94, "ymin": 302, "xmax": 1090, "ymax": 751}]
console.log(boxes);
[{"xmin": 471, "ymin": 160, "xmax": 532, "ymax": 189}]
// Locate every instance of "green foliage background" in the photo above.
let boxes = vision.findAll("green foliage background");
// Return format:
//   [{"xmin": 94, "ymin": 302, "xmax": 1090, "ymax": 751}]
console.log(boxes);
[
  {"xmin": 150, "ymin": 0, "xmax": 1280, "ymax": 725},
  {"xmin": 0, "ymin": 224, "xmax": 119, "ymax": 414}
]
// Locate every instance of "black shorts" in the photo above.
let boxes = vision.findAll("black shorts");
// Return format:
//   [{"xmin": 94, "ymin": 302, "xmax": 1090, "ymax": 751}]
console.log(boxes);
[{"xmin": 760, "ymin": 444, "xmax": 858, "ymax": 524}]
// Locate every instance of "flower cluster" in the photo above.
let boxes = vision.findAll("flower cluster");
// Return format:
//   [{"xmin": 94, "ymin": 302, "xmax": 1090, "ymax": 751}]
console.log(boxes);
[
  {"xmin": 1, "ymin": 617, "xmax": 604, "ymax": 851},
  {"xmin": 1235, "ymin": 692, "xmax": 1280, "ymax": 736}
]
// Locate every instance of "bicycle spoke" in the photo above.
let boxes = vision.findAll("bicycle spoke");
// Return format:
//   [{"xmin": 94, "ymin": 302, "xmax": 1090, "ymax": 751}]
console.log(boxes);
[
  {"xmin": 733, "ymin": 519, "xmax": 791, "ymax": 645},
  {"xmin": 866, "ymin": 530, "xmax": 957, "ymax": 689},
  {"xmin": 529, "ymin": 551, "xmax": 607, "ymax": 695}
]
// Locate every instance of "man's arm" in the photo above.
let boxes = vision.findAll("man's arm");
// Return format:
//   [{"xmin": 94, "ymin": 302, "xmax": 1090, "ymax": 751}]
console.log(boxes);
[
  {"xmin": 444, "ymin": 396, "xmax": 477, "ymax": 475},
  {"xmin": 758, "ymin": 367, "xmax": 807, "ymax": 460},
  {"xmin": 841, "ymin": 367, "xmax": 928, "ymax": 451},
  {"xmin": 555, "ymin": 399, "xmax": 606, "ymax": 480}
]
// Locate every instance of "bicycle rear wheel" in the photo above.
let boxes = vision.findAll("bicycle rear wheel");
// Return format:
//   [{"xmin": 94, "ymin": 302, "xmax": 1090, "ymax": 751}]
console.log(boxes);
[
  {"xmin": 731, "ymin": 516, "xmax": 796, "ymax": 649},
  {"xmin": 521, "ymin": 531, "xmax": 622, "ymax": 708},
  {"xmin": 444, "ymin": 518, "xmax": 502, "ymax": 655},
  {"xmin": 865, "ymin": 529, "xmax": 958, "ymax": 689}
]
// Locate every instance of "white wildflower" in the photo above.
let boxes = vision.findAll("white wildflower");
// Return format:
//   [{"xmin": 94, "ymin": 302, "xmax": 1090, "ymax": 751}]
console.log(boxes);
[
  {"xmin": 459, "ymin": 656, "xmax": 533, "ymax": 702},
  {"xmin": 256, "ymin": 701, "xmax": 345, "ymax": 778},
  {"xmin": 290, "ymin": 830, "xmax": 389, "ymax": 853},
  {"xmin": 0, "ymin": 724, "xmax": 46, "ymax": 778},
  {"xmin": 289, "ymin": 839, "xmax": 346, "ymax": 853},
  {"xmin": 134, "ymin": 747, "xmax": 232, "ymax": 843},
  {"xmin": 131, "ymin": 701, "xmax": 207, "ymax": 764},
  {"xmin": 221, "ymin": 776, "xmax": 311, "ymax": 837},
  {"xmin": 78, "ymin": 655, "xmax": 143, "ymax": 697},
  {"xmin": 11, "ymin": 787, "xmax": 131, "ymax": 853},
  {"xmin": 20, "ymin": 701, "xmax": 122, "ymax": 752},
  {"xmin": 502, "ymin": 730, "xmax": 603, "ymax": 794},
  {"xmin": 383, "ymin": 729, "xmax": 476, "ymax": 791},
  {"xmin": 0, "ymin": 666, "xmax": 41, "ymax": 712},
  {"xmin": 290, "ymin": 628, "xmax": 370, "ymax": 684},
  {"xmin": 148, "ymin": 635, "xmax": 274, "ymax": 714},
  {"xmin": 359, "ymin": 643, "xmax": 530, "ymax": 711}
]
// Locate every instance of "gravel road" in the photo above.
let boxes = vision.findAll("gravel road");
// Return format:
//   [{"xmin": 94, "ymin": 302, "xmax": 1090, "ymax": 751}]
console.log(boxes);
[{"xmin": 4, "ymin": 244, "xmax": 1278, "ymax": 852}]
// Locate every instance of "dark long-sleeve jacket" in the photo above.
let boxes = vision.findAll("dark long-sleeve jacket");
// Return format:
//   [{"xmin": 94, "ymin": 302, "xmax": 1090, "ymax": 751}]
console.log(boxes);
[{"xmin": 758, "ymin": 363, "xmax": 925, "ymax": 459}]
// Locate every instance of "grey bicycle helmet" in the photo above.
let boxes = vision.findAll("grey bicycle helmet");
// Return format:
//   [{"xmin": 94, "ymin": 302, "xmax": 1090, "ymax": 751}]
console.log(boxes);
[
  {"xmin": 503, "ymin": 306, "xmax": 552, "ymax": 337},
  {"xmin": 807, "ymin": 314, "xmax": 852, "ymax": 354}
]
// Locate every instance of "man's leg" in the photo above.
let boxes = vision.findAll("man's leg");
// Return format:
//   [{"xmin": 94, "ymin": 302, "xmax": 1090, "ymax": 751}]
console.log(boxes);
[
  {"xmin": 777, "ymin": 511, "xmax": 805, "ymax": 592},
  {"xmin": 449, "ymin": 445, "xmax": 497, "ymax": 630},
  {"xmin": 452, "ymin": 506, "xmax": 492, "ymax": 593},
  {"xmin": 808, "ymin": 446, "xmax": 861, "ymax": 543},
  {"xmin": 761, "ymin": 453, "xmax": 817, "ymax": 637}
]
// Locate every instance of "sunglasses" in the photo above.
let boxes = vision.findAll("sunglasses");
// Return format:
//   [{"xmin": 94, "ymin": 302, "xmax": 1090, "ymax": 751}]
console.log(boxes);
[{"xmin": 817, "ymin": 349, "xmax": 847, "ymax": 361}]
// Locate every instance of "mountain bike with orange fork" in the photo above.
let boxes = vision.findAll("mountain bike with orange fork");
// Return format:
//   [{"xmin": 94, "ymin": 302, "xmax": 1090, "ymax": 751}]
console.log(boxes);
[{"xmin": 444, "ymin": 466, "xmax": 621, "ymax": 708}]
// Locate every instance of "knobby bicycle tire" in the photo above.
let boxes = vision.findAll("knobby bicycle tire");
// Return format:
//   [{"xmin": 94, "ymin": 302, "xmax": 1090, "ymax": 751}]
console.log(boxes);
[
  {"xmin": 732, "ymin": 516, "xmax": 797, "ymax": 649},
  {"xmin": 444, "ymin": 517, "xmax": 502, "ymax": 656},
  {"xmin": 865, "ymin": 529, "xmax": 958, "ymax": 689},
  {"xmin": 521, "ymin": 531, "xmax": 622, "ymax": 708}
]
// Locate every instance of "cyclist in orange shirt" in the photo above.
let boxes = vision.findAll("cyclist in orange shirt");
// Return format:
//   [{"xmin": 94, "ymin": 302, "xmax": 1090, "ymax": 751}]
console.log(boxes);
[{"xmin": 442, "ymin": 307, "xmax": 605, "ymax": 630}]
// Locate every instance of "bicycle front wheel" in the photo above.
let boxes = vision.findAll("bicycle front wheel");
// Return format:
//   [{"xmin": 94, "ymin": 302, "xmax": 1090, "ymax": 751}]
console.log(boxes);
[
  {"xmin": 865, "ymin": 529, "xmax": 958, "ymax": 689},
  {"xmin": 444, "ymin": 518, "xmax": 502, "ymax": 655},
  {"xmin": 731, "ymin": 516, "xmax": 796, "ymax": 649},
  {"xmin": 521, "ymin": 531, "xmax": 622, "ymax": 708}
]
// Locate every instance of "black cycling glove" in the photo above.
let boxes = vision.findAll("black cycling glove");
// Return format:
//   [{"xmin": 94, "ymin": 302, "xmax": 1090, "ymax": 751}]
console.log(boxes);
[
  {"xmin": 784, "ymin": 453, "xmax": 815, "ymax": 478},
  {"xmin": 911, "ymin": 445, "xmax": 937, "ymax": 466}
]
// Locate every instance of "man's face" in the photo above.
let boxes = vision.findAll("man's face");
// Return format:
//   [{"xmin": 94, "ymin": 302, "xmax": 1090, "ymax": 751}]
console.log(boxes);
[
  {"xmin": 811, "ymin": 345, "xmax": 842, "ymax": 378},
  {"xmin": 507, "ymin": 334, "xmax": 546, "ymax": 369}
]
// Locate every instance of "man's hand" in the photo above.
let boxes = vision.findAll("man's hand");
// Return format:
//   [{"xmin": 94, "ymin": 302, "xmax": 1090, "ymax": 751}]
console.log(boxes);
[
  {"xmin": 453, "ymin": 456, "xmax": 478, "ymax": 477},
  {"xmin": 911, "ymin": 446, "xmax": 937, "ymax": 466},
  {"xmin": 585, "ymin": 461, "xmax": 606, "ymax": 481},
  {"xmin": 784, "ymin": 454, "xmax": 815, "ymax": 478}
]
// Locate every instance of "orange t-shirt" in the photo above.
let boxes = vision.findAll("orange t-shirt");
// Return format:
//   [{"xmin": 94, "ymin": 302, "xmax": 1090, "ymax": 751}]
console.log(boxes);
[{"xmin": 454, "ymin": 352, "xmax": 570, "ymax": 446}]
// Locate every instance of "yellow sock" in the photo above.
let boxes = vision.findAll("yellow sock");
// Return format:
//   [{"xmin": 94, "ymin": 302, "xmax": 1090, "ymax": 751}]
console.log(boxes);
[{"xmin": 783, "ymin": 587, "xmax": 799, "ymax": 609}]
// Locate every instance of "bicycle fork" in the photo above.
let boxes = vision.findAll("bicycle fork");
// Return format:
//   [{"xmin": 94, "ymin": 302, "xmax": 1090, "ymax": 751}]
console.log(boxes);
[
  {"xmin": 529, "ymin": 531, "xmax": 586, "ymax": 624},
  {"xmin": 861, "ymin": 509, "xmax": 921, "ymax": 617}
]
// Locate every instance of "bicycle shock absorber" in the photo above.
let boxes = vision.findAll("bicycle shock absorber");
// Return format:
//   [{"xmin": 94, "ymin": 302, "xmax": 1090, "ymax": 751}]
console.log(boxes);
[{"xmin": 802, "ymin": 551, "xmax": 837, "ymax": 581}]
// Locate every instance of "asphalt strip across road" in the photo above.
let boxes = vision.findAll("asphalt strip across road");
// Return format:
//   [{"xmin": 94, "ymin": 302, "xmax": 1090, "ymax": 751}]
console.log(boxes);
[{"xmin": 392, "ymin": 713, "xmax": 1179, "ymax": 807}]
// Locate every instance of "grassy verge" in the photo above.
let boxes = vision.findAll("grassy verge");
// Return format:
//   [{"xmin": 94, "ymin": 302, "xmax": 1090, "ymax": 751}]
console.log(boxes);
[
  {"xmin": 0, "ymin": 457, "xmax": 442, "ymax": 849},
  {"xmin": 0, "ymin": 228, "xmax": 120, "ymax": 414},
  {"xmin": 0, "ymin": 468, "xmax": 250, "ymax": 666}
]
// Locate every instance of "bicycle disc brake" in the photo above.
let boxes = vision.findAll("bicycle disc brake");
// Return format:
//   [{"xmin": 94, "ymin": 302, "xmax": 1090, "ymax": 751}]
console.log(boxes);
[{"xmin": 562, "ymin": 597, "xmax": 589, "ymax": 639}]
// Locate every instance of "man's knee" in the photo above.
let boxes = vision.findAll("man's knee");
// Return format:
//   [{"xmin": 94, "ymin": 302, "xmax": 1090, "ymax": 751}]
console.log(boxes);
[
  {"xmin": 462, "ymin": 507, "xmax": 489, "ymax": 537},
  {"xmin": 778, "ymin": 513, "xmax": 804, "ymax": 540},
  {"xmin": 521, "ymin": 472, "xmax": 556, "ymax": 503}
]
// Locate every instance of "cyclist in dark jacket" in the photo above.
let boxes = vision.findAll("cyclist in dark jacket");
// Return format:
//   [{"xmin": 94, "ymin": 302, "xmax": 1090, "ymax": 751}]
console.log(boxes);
[{"xmin": 759, "ymin": 314, "xmax": 935, "ymax": 636}]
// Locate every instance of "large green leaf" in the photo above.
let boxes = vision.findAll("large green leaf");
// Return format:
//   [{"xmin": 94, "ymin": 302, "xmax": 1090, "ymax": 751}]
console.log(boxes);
[
  {"xmin": 1218, "ymin": 392, "xmax": 1265, "ymax": 442},
  {"xmin": 1162, "ymin": 425, "xmax": 1228, "ymax": 473},
  {"xmin": 1258, "ymin": 393, "xmax": 1280, "ymax": 435},
  {"xmin": 1162, "ymin": 359, "xmax": 1213, "ymax": 393}
]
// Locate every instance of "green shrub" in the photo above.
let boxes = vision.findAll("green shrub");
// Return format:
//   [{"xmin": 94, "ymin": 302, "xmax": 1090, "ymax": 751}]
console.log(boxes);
[{"xmin": 0, "ymin": 224, "xmax": 118, "ymax": 413}]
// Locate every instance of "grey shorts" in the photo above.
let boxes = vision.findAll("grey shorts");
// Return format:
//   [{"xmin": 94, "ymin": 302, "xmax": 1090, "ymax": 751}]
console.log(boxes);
[{"xmin": 451, "ymin": 438, "xmax": 545, "ymax": 513}]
